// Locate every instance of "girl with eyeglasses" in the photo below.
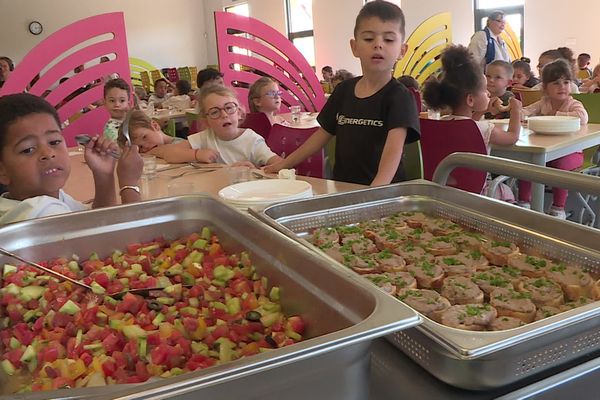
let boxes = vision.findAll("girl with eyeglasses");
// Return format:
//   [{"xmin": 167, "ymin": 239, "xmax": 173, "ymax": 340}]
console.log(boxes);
[
  {"xmin": 248, "ymin": 77, "xmax": 284, "ymax": 124},
  {"xmin": 187, "ymin": 85, "xmax": 283, "ymax": 167}
]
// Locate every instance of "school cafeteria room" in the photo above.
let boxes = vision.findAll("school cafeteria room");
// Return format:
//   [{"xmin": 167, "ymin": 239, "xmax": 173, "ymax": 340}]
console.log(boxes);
[{"xmin": 1, "ymin": 1, "xmax": 600, "ymax": 399}]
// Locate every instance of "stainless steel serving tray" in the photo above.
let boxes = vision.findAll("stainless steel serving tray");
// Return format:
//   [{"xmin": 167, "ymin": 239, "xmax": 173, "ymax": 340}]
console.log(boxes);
[
  {"xmin": 0, "ymin": 195, "xmax": 420, "ymax": 400},
  {"xmin": 253, "ymin": 180, "xmax": 600, "ymax": 390}
]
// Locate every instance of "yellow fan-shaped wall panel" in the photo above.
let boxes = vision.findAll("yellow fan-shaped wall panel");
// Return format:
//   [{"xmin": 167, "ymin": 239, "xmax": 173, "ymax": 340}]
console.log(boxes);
[{"xmin": 394, "ymin": 12, "xmax": 452, "ymax": 84}]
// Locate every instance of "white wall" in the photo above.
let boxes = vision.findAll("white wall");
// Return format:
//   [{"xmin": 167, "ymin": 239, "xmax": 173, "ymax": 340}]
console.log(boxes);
[
  {"xmin": 0, "ymin": 0, "xmax": 207, "ymax": 70},
  {"xmin": 312, "ymin": 0, "xmax": 364, "ymax": 76}
]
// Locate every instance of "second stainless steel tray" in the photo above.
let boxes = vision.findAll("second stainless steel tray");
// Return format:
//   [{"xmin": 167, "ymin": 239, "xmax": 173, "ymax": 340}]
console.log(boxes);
[{"xmin": 253, "ymin": 180, "xmax": 600, "ymax": 389}]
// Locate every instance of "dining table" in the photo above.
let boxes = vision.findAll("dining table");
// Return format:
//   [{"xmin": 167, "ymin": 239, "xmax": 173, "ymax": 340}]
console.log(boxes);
[
  {"xmin": 63, "ymin": 150, "xmax": 365, "ymax": 205},
  {"xmin": 490, "ymin": 123, "xmax": 600, "ymax": 211},
  {"xmin": 277, "ymin": 112, "xmax": 321, "ymax": 129}
]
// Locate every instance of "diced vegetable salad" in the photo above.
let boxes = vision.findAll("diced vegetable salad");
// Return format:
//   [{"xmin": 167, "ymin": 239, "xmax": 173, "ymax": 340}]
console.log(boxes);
[{"xmin": 0, "ymin": 228, "xmax": 306, "ymax": 393}]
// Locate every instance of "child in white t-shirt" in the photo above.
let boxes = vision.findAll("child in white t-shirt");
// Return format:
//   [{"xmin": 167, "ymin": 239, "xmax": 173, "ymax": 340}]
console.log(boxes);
[
  {"xmin": 0, "ymin": 93, "xmax": 142, "ymax": 225},
  {"xmin": 187, "ymin": 85, "xmax": 282, "ymax": 167}
]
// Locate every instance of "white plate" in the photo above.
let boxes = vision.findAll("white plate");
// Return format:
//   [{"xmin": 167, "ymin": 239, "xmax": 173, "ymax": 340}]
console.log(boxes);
[
  {"xmin": 218, "ymin": 179, "xmax": 313, "ymax": 204},
  {"xmin": 528, "ymin": 116, "xmax": 580, "ymax": 134}
]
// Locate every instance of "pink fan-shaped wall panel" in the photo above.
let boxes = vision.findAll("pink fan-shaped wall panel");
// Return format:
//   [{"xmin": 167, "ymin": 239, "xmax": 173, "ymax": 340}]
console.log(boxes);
[
  {"xmin": 0, "ymin": 13, "xmax": 131, "ymax": 146},
  {"xmin": 214, "ymin": 11, "xmax": 325, "ymax": 113}
]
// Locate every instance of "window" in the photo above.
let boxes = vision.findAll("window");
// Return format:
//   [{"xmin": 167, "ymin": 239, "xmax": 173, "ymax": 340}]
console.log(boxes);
[
  {"xmin": 225, "ymin": 3, "xmax": 249, "ymax": 16},
  {"xmin": 225, "ymin": 3, "xmax": 250, "ymax": 71},
  {"xmin": 474, "ymin": 0, "xmax": 524, "ymax": 54},
  {"xmin": 286, "ymin": 0, "xmax": 315, "ymax": 67}
]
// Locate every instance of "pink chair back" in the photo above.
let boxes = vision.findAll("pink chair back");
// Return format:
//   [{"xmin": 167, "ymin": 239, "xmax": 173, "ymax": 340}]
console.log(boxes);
[
  {"xmin": 267, "ymin": 124, "xmax": 323, "ymax": 178},
  {"xmin": 420, "ymin": 118, "xmax": 487, "ymax": 194},
  {"xmin": 214, "ymin": 11, "xmax": 326, "ymax": 114},
  {"xmin": 240, "ymin": 112, "xmax": 272, "ymax": 140},
  {"xmin": 0, "ymin": 13, "xmax": 131, "ymax": 147}
]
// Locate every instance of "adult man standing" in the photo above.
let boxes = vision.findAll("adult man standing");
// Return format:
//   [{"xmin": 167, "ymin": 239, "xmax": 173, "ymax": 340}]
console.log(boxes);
[{"xmin": 468, "ymin": 10, "xmax": 511, "ymax": 69}]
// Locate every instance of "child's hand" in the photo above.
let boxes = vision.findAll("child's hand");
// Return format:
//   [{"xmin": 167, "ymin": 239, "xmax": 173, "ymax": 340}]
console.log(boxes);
[
  {"xmin": 487, "ymin": 97, "xmax": 503, "ymax": 115},
  {"xmin": 263, "ymin": 160, "xmax": 285, "ymax": 174},
  {"xmin": 195, "ymin": 149, "xmax": 219, "ymax": 163},
  {"xmin": 84, "ymin": 135, "xmax": 118, "ymax": 177},
  {"xmin": 508, "ymin": 97, "xmax": 522, "ymax": 115},
  {"xmin": 117, "ymin": 145, "xmax": 143, "ymax": 187},
  {"xmin": 231, "ymin": 161, "xmax": 255, "ymax": 168}
]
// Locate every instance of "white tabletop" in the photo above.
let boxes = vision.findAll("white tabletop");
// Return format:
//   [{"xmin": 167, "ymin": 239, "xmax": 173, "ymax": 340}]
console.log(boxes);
[{"xmin": 491, "ymin": 123, "xmax": 600, "ymax": 211}]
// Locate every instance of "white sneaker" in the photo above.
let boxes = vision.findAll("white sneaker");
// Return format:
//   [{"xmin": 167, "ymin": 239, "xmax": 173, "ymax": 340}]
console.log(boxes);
[
  {"xmin": 517, "ymin": 201, "xmax": 531, "ymax": 209},
  {"xmin": 547, "ymin": 205, "xmax": 566, "ymax": 220}
]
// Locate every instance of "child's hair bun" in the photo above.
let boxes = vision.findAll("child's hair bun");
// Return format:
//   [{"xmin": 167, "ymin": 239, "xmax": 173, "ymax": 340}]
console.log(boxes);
[{"xmin": 441, "ymin": 45, "xmax": 473, "ymax": 72}]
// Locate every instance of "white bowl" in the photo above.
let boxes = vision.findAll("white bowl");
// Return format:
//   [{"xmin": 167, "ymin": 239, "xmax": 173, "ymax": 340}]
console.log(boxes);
[
  {"xmin": 218, "ymin": 179, "xmax": 313, "ymax": 206},
  {"xmin": 528, "ymin": 116, "xmax": 580, "ymax": 134}
]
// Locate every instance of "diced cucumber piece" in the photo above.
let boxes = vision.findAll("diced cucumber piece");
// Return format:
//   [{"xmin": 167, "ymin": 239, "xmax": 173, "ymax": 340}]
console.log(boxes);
[
  {"xmin": 213, "ymin": 265, "xmax": 234, "ymax": 282},
  {"xmin": 83, "ymin": 343, "xmax": 104, "ymax": 351},
  {"xmin": 59, "ymin": 299, "xmax": 81, "ymax": 315},
  {"xmin": 157, "ymin": 297, "xmax": 175, "ymax": 305},
  {"xmin": 180, "ymin": 307, "xmax": 198, "ymax": 316},
  {"xmin": 201, "ymin": 227, "xmax": 211, "ymax": 240},
  {"xmin": 23, "ymin": 310, "xmax": 41, "ymax": 322},
  {"xmin": 191, "ymin": 341, "xmax": 209, "ymax": 355},
  {"xmin": 181, "ymin": 272, "xmax": 195, "ymax": 286},
  {"xmin": 122, "ymin": 324, "xmax": 148, "ymax": 340},
  {"xmin": 269, "ymin": 286, "xmax": 281, "ymax": 301},
  {"xmin": 3, "ymin": 264, "xmax": 17, "ymax": 277},
  {"xmin": 156, "ymin": 276, "xmax": 172, "ymax": 288},
  {"xmin": 9, "ymin": 337, "xmax": 20, "ymax": 349},
  {"xmin": 4, "ymin": 283, "xmax": 20, "ymax": 295},
  {"xmin": 188, "ymin": 298, "xmax": 199, "ymax": 308},
  {"xmin": 91, "ymin": 282, "xmax": 106, "ymax": 295},
  {"xmin": 88, "ymin": 252, "xmax": 100, "ymax": 261},
  {"xmin": 102, "ymin": 265, "xmax": 118, "ymax": 279},
  {"xmin": 109, "ymin": 319, "xmax": 125, "ymax": 330},
  {"xmin": 21, "ymin": 345, "xmax": 37, "ymax": 362},
  {"xmin": 67, "ymin": 260, "xmax": 80, "ymax": 273},
  {"xmin": 1, "ymin": 359, "xmax": 16, "ymax": 375},
  {"xmin": 260, "ymin": 312, "xmax": 282, "ymax": 328},
  {"xmin": 131, "ymin": 263, "xmax": 143, "ymax": 273},
  {"xmin": 226, "ymin": 297, "xmax": 241, "ymax": 315},
  {"xmin": 165, "ymin": 264, "xmax": 183, "ymax": 277},
  {"xmin": 164, "ymin": 283, "xmax": 182, "ymax": 295},
  {"xmin": 192, "ymin": 239, "xmax": 208, "ymax": 250},
  {"xmin": 152, "ymin": 313, "xmax": 166, "ymax": 327},
  {"xmin": 21, "ymin": 285, "xmax": 46, "ymax": 301},
  {"xmin": 139, "ymin": 244, "xmax": 160, "ymax": 254},
  {"xmin": 75, "ymin": 329, "xmax": 83, "ymax": 346},
  {"xmin": 138, "ymin": 337, "xmax": 147, "ymax": 358}
]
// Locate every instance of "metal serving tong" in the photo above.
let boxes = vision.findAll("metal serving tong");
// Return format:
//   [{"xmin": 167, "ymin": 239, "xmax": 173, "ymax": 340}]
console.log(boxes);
[
  {"xmin": 74, "ymin": 134, "xmax": 121, "ymax": 159},
  {"xmin": 0, "ymin": 247, "xmax": 188, "ymax": 300}
]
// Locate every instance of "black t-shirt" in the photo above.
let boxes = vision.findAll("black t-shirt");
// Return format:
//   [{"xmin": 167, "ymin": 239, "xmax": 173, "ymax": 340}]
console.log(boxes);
[{"xmin": 318, "ymin": 77, "xmax": 420, "ymax": 185}]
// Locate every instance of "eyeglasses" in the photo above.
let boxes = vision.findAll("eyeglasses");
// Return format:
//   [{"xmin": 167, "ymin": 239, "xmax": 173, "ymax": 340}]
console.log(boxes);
[
  {"xmin": 205, "ymin": 102, "xmax": 238, "ymax": 119},
  {"xmin": 264, "ymin": 90, "xmax": 283, "ymax": 98},
  {"xmin": 492, "ymin": 19, "xmax": 506, "ymax": 23}
]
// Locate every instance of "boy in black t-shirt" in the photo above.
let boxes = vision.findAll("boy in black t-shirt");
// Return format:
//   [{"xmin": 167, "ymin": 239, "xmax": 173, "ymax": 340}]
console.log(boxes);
[{"xmin": 265, "ymin": 1, "xmax": 420, "ymax": 185}]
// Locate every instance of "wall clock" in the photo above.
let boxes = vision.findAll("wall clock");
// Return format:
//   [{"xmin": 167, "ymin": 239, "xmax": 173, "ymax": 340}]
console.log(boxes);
[{"xmin": 28, "ymin": 21, "xmax": 43, "ymax": 35}]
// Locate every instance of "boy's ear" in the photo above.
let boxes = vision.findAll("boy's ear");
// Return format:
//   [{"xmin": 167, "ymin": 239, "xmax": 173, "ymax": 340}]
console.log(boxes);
[
  {"xmin": 151, "ymin": 119, "xmax": 162, "ymax": 131},
  {"xmin": 0, "ymin": 162, "xmax": 11, "ymax": 186},
  {"xmin": 398, "ymin": 43, "xmax": 408, "ymax": 60},
  {"xmin": 350, "ymin": 38, "xmax": 358, "ymax": 57}
]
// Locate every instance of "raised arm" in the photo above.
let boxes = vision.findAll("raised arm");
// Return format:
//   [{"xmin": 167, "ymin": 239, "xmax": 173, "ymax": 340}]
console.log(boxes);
[
  {"xmin": 371, "ymin": 127, "xmax": 407, "ymax": 186},
  {"xmin": 84, "ymin": 136, "xmax": 117, "ymax": 208},
  {"xmin": 489, "ymin": 97, "xmax": 522, "ymax": 146}
]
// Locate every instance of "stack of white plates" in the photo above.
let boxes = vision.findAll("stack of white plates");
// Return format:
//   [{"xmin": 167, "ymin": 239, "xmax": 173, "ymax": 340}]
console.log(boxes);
[
  {"xmin": 528, "ymin": 116, "xmax": 580, "ymax": 135},
  {"xmin": 218, "ymin": 179, "xmax": 313, "ymax": 210}
]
